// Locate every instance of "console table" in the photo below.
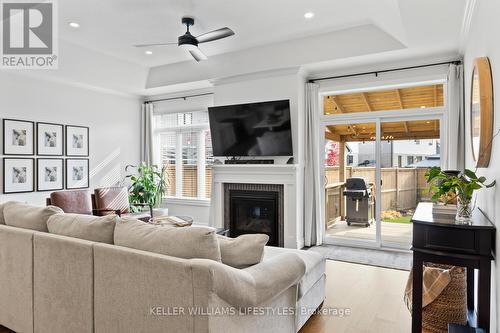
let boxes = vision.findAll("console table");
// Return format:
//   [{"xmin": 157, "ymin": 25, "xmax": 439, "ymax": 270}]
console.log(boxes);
[{"xmin": 411, "ymin": 203, "xmax": 495, "ymax": 333}]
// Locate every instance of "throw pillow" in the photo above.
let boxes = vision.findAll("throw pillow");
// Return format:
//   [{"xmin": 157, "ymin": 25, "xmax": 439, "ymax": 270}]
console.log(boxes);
[
  {"xmin": 114, "ymin": 218, "xmax": 222, "ymax": 262},
  {"xmin": 218, "ymin": 234, "xmax": 269, "ymax": 268},
  {"xmin": 3, "ymin": 202, "xmax": 63, "ymax": 232},
  {"xmin": 47, "ymin": 213, "xmax": 118, "ymax": 244}
]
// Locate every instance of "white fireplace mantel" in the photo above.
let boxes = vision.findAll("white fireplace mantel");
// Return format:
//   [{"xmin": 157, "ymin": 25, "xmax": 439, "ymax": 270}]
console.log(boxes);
[{"xmin": 210, "ymin": 164, "xmax": 303, "ymax": 249}]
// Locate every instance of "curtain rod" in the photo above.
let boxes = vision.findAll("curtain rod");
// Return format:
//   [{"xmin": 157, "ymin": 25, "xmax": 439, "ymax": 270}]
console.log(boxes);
[
  {"xmin": 145, "ymin": 92, "xmax": 214, "ymax": 104},
  {"xmin": 308, "ymin": 60, "xmax": 462, "ymax": 83}
]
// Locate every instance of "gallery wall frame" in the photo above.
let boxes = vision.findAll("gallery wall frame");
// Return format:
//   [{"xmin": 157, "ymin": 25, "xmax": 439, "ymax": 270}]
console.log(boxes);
[
  {"xmin": 37, "ymin": 158, "xmax": 64, "ymax": 192},
  {"xmin": 3, "ymin": 119, "xmax": 35, "ymax": 155},
  {"xmin": 65, "ymin": 125, "xmax": 89, "ymax": 157},
  {"xmin": 36, "ymin": 122, "xmax": 64, "ymax": 156},
  {"xmin": 3, "ymin": 157, "xmax": 35, "ymax": 194},
  {"xmin": 65, "ymin": 158, "xmax": 89, "ymax": 189}
]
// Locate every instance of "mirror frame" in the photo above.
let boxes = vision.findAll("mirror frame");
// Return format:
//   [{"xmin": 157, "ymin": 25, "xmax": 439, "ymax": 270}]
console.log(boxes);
[{"xmin": 470, "ymin": 57, "xmax": 494, "ymax": 168}]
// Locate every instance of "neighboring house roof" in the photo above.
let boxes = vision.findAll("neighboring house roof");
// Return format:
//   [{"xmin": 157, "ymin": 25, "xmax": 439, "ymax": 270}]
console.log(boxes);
[{"xmin": 408, "ymin": 155, "xmax": 440, "ymax": 168}]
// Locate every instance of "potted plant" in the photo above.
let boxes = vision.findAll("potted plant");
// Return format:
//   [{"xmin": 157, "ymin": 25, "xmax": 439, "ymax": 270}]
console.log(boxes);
[
  {"xmin": 425, "ymin": 167, "xmax": 495, "ymax": 222},
  {"xmin": 124, "ymin": 163, "xmax": 168, "ymax": 216}
]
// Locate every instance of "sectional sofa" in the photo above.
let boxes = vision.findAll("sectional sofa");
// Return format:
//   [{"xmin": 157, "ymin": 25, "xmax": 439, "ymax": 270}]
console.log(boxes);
[{"xmin": 0, "ymin": 202, "xmax": 325, "ymax": 333}]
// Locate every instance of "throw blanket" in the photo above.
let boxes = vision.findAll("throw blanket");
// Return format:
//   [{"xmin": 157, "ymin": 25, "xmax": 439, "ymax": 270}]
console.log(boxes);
[{"xmin": 404, "ymin": 266, "xmax": 452, "ymax": 311}]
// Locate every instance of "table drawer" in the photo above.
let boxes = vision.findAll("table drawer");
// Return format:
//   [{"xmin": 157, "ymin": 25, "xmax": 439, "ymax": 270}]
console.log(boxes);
[{"xmin": 413, "ymin": 224, "xmax": 482, "ymax": 255}]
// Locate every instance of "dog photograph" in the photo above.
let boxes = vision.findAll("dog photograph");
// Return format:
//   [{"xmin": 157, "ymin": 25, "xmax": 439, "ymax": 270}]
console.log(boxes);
[
  {"xmin": 44, "ymin": 131, "xmax": 57, "ymax": 147},
  {"xmin": 72, "ymin": 166, "xmax": 84, "ymax": 181},
  {"xmin": 12, "ymin": 167, "xmax": 27, "ymax": 183},
  {"xmin": 12, "ymin": 129, "xmax": 27, "ymax": 146},
  {"xmin": 73, "ymin": 134, "xmax": 84, "ymax": 149},
  {"xmin": 44, "ymin": 167, "xmax": 58, "ymax": 182}
]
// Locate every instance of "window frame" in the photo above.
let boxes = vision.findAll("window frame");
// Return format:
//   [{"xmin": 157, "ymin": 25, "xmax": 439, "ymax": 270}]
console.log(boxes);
[{"xmin": 153, "ymin": 110, "xmax": 213, "ymax": 204}]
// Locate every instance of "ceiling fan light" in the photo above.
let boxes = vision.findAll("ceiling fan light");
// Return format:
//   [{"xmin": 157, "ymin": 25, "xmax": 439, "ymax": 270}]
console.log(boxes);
[{"xmin": 180, "ymin": 43, "xmax": 197, "ymax": 51}]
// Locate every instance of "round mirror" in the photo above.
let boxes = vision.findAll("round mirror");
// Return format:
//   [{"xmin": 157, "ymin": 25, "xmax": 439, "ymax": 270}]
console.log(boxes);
[{"xmin": 470, "ymin": 57, "xmax": 493, "ymax": 167}]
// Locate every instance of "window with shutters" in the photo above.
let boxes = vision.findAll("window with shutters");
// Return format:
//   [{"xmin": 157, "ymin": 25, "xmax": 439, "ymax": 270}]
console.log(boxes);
[{"xmin": 153, "ymin": 110, "xmax": 213, "ymax": 199}]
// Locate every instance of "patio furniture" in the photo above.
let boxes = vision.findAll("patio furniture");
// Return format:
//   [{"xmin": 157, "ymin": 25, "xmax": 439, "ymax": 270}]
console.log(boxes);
[{"xmin": 343, "ymin": 177, "xmax": 375, "ymax": 227}]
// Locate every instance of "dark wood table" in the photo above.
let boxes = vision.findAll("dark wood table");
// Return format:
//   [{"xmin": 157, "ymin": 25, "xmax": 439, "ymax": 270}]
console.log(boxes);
[{"xmin": 411, "ymin": 203, "xmax": 495, "ymax": 333}]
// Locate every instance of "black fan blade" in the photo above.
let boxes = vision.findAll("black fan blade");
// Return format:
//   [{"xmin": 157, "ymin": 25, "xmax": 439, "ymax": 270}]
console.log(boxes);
[
  {"xmin": 189, "ymin": 47, "xmax": 208, "ymax": 62},
  {"xmin": 133, "ymin": 42, "xmax": 177, "ymax": 47},
  {"xmin": 196, "ymin": 27, "xmax": 234, "ymax": 43}
]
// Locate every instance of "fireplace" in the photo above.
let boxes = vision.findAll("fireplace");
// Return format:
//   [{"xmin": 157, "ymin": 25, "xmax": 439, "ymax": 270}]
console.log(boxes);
[{"xmin": 224, "ymin": 183, "xmax": 284, "ymax": 247}]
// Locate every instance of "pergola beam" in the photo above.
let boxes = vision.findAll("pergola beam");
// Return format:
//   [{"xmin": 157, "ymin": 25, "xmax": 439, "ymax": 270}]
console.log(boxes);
[
  {"xmin": 361, "ymin": 93, "xmax": 372, "ymax": 111},
  {"xmin": 332, "ymin": 96, "xmax": 345, "ymax": 113},
  {"xmin": 395, "ymin": 89, "xmax": 410, "ymax": 133}
]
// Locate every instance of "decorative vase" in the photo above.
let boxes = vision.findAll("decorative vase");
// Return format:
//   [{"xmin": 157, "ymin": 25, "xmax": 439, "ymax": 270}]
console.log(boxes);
[{"xmin": 455, "ymin": 195, "xmax": 472, "ymax": 223}]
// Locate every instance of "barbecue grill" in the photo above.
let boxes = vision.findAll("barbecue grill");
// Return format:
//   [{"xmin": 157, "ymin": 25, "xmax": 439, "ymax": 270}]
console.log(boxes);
[{"xmin": 343, "ymin": 177, "xmax": 375, "ymax": 227}]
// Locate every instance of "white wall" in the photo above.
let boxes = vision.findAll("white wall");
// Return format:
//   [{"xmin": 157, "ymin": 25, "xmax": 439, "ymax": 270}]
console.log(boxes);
[
  {"xmin": 463, "ymin": 1, "xmax": 500, "ymax": 331},
  {"xmin": 0, "ymin": 71, "xmax": 141, "ymax": 206}
]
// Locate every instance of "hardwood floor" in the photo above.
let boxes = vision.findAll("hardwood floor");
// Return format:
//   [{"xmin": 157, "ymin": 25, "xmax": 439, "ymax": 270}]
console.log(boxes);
[
  {"xmin": 0, "ymin": 260, "xmax": 411, "ymax": 333},
  {"xmin": 299, "ymin": 260, "xmax": 411, "ymax": 333}
]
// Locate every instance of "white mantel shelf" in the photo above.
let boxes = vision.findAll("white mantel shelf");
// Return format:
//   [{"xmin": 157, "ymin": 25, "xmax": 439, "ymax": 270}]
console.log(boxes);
[
  {"xmin": 210, "ymin": 163, "xmax": 304, "ymax": 249},
  {"xmin": 212, "ymin": 164, "xmax": 301, "ymax": 185}
]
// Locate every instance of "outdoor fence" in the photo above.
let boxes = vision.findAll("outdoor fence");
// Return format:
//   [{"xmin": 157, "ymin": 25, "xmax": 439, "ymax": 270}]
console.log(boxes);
[{"xmin": 325, "ymin": 166, "xmax": 431, "ymax": 224}]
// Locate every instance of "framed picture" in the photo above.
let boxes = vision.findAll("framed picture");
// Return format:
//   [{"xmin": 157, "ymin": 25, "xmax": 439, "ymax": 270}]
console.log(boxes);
[
  {"xmin": 37, "ymin": 158, "xmax": 64, "ymax": 191},
  {"xmin": 3, "ymin": 119, "xmax": 35, "ymax": 155},
  {"xmin": 66, "ymin": 158, "xmax": 89, "ymax": 189},
  {"xmin": 37, "ymin": 122, "xmax": 64, "ymax": 156},
  {"xmin": 65, "ymin": 125, "xmax": 89, "ymax": 156},
  {"xmin": 3, "ymin": 158, "xmax": 35, "ymax": 194}
]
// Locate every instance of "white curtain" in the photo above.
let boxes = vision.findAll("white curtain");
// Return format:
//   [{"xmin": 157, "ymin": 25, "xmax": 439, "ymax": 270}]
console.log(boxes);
[
  {"xmin": 140, "ymin": 102, "xmax": 154, "ymax": 165},
  {"xmin": 443, "ymin": 63, "xmax": 465, "ymax": 171},
  {"xmin": 304, "ymin": 82, "xmax": 323, "ymax": 247}
]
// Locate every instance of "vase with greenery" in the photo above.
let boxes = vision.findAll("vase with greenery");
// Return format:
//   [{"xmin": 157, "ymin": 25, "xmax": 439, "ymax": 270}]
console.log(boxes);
[
  {"xmin": 425, "ymin": 167, "xmax": 495, "ymax": 222},
  {"xmin": 125, "ymin": 163, "xmax": 167, "ymax": 213}
]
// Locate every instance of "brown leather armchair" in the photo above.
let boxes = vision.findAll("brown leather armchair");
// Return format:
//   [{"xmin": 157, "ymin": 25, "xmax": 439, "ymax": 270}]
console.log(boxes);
[
  {"xmin": 46, "ymin": 189, "xmax": 120, "ymax": 216},
  {"xmin": 93, "ymin": 186, "xmax": 152, "ymax": 222}
]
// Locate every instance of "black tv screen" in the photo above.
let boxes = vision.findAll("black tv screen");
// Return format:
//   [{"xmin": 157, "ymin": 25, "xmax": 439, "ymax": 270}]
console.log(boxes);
[{"xmin": 208, "ymin": 100, "xmax": 293, "ymax": 157}]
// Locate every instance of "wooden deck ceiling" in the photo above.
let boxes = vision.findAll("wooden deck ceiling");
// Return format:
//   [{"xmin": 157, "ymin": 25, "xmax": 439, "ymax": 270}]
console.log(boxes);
[{"xmin": 324, "ymin": 84, "xmax": 443, "ymax": 142}]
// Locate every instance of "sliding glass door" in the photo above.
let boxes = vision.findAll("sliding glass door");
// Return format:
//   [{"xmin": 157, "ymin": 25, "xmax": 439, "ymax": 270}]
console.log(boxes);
[
  {"xmin": 324, "ymin": 121, "xmax": 378, "ymax": 246},
  {"xmin": 319, "ymin": 82, "xmax": 445, "ymax": 249}
]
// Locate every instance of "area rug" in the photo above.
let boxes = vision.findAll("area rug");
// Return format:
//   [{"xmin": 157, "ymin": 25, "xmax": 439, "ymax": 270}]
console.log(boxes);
[{"xmin": 308, "ymin": 245, "xmax": 412, "ymax": 271}]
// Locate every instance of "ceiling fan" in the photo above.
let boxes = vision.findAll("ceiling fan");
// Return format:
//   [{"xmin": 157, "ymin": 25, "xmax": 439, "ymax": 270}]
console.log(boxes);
[{"xmin": 134, "ymin": 17, "xmax": 234, "ymax": 62}]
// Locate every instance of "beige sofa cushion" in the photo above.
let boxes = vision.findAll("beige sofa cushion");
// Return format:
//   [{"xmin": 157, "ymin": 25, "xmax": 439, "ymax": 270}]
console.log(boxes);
[
  {"xmin": 3, "ymin": 202, "xmax": 63, "ymax": 232},
  {"xmin": 218, "ymin": 234, "xmax": 269, "ymax": 268},
  {"xmin": 114, "ymin": 218, "xmax": 221, "ymax": 261},
  {"xmin": 47, "ymin": 213, "xmax": 117, "ymax": 244},
  {"xmin": 263, "ymin": 246, "xmax": 325, "ymax": 298},
  {"xmin": 0, "ymin": 202, "xmax": 5, "ymax": 224}
]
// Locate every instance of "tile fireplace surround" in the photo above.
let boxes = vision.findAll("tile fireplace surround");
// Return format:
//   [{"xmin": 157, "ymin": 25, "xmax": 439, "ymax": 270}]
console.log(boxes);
[{"xmin": 210, "ymin": 164, "xmax": 303, "ymax": 249}]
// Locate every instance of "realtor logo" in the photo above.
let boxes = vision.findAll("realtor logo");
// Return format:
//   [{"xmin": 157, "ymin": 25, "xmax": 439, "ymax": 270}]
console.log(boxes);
[{"xmin": 1, "ymin": 0, "xmax": 58, "ymax": 68}]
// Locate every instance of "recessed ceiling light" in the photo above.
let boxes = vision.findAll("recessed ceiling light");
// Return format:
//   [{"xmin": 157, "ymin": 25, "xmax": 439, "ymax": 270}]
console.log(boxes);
[
  {"xmin": 420, "ymin": 106, "xmax": 426, "ymax": 108},
  {"xmin": 145, "ymin": 50, "xmax": 153, "ymax": 55},
  {"xmin": 304, "ymin": 12, "xmax": 315, "ymax": 19},
  {"xmin": 68, "ymin": 22, "xmax": 80, "ymax": 28}
]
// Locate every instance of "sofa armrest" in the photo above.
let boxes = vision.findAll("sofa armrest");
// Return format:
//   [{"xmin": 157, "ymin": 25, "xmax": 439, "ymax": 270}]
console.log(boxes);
[{"xmin": 193, "ymin": 252, "xmax": 305, "ymax": 308}]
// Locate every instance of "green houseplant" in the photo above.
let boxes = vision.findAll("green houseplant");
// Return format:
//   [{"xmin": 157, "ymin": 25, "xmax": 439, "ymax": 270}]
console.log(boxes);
[
  {"xmin": 125, "ymin": 163, "xmax": 167, "ymax": 213},
  {"xmin": 425, "ymin": 167, "xmax": 495, "ymax": 222}
]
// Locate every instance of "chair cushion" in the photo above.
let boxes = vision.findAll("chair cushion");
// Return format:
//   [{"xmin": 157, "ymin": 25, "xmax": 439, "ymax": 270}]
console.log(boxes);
[
  {"xmin": 94, "ymin": 187, "xmax": 130, "ymax": 214},
  {"xmin": 263, "ymin": 246, "xmax": 325, "ymax": 298},
  {"xmin": 50, "ymin": 190, "xmax": 93, "ymax": 215},
  {"xmin": 114, "ymin": 218, "xmax": 222, "ymax": 262},
  {"xmin": 218, "ymin": 234, "xmax": 269, "ymax": 268},
  {"xmin": 47, "ymin": 213, "xmax": 118, "ymax": 244},
  {"xmin": 3, "ymin": 202, "xmax": 63, "ymax": 232}
]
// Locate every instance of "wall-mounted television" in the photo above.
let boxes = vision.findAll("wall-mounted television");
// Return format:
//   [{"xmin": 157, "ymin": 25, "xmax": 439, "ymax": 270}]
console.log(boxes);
[{"xmin": 208, "ymin": 99, "xmax": 293, "ymax": 157}]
